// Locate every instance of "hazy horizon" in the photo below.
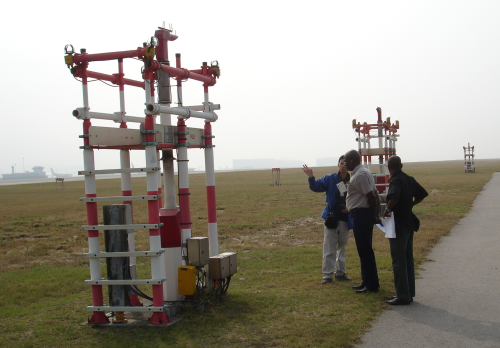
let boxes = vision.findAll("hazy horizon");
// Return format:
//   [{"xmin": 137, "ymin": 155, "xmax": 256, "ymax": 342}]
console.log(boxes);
[{"xmin": 1, "ymin": 1, "xmax": 499, "ymax": 176}]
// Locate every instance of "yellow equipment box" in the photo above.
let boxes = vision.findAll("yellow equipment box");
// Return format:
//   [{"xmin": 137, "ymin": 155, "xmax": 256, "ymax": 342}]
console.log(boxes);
[{"xmin": 178, "ymin": 265, "xmax": 197, "ymax": 296}]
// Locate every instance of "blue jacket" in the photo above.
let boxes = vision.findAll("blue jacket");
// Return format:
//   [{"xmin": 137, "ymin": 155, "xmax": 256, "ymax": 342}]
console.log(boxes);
[{"xmin": 308, "ymin": 172, "xmax": 353, "ymax": 230}]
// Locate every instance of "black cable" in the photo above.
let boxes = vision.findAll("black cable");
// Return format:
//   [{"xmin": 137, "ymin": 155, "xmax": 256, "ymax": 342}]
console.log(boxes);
[
  {"xmin": 165, "ymin": 299, "xmax": 202, "ymax": 305},
  {"xmin": 223, "ymin": 276, "xmax": 232, "ymax": 294},
  {"xmin": 95, "ymin": 79, "xmax": 118, "ymax": 87},
  {"xmin": 123, "ymin": 256, "xmax": 154, "ymax": 303},
  {"xmin": 72, "ymin": 75, "xmax": 118, "ymax": 87}
]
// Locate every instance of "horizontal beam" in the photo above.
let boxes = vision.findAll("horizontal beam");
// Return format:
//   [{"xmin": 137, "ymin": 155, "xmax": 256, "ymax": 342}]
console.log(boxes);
[
  {"xmin": 81, "ymin": 224, "xmax": 162, "ymax": 231},
  {"xmin": 146, "ymin": 103, "xmax": 218, "ymax": 121},
  {"xmin": 72, "ymin": 109, "xmax": 146, "ymax": 123},
  {"xmin": 86, "ymin": 70, "xmax": 145, "ymax": 89},
  {"xmin": 79, "ymin": 195, "xmax": 160, "ymax": 203},
  {"xmin": 73, "ymin": 47, "xmax": 148, "ymax": 63},
  {"xmin": 86, "ymin": 305, "xmax": 167, "ymax": 313},
  {"xmin": 83, "ymin": 250, "xmax": 165, "ymax": 258},
  {"xmin": 151, "ymin": 61, "xmax": 216, "ymax": 86},
  {"xmin": 84, "ymin": 278, "xmax": 165, "ymax": 285},
  {"xmin": 183, "ymin": 104, "xmax": 220, "ymax": 112},
  {"xmin": 78, "ymin": 167, "xmax": 159, "ymax": 175}
]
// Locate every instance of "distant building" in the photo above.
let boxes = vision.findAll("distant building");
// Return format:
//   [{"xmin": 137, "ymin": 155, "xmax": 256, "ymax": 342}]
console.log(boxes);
[
  {"xmin": 233, "ymin": 159, "xmax": 303, "ymax": 170},
  {"xmin": 1, "ymin": 166, "xmax": 48, "ymax": 180}
]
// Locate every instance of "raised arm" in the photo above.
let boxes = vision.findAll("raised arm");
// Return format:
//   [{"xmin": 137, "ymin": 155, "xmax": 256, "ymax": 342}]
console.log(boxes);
[{"xmin": 302, "ymin": 164, "xmax": 314, "ymax": 178}]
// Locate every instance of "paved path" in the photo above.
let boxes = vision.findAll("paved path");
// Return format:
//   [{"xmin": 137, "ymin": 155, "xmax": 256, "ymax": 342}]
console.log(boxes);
[{"xmin": 358, "ymin": 172, "xmax": 500, "ymax": 348}]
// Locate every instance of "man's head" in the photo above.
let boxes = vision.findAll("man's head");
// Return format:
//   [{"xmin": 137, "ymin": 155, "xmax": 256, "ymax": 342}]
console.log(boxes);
[
  {"xmin": 344, "ymin": 150, "xmax": 360, "ymax": 171},
  {"xmin": 387, "ymin": 155, "xmax": 403, "ymax": 175},
  {"xmin": 338, "ymin": 155, "xmax": 347, "ymax": 174}
]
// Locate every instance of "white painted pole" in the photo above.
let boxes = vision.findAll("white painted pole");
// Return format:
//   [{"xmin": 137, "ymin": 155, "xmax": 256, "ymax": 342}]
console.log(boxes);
[
  {"xmin": 81, "ymin": 50, "xmax": 108, "ymax": 323},
  {"xmin": 203, "ymin": 90, "xmax": 219, "ymax": 258},
  {"xmin": 158, "ymin": 67, "xmax": 181, "ymax": 301}
]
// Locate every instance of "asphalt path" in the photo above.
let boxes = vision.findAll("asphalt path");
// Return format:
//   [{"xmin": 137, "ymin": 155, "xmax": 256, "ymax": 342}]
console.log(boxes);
[{"xmin": 357, "ymin": 172, "xmax": 500, "ymax": 348}]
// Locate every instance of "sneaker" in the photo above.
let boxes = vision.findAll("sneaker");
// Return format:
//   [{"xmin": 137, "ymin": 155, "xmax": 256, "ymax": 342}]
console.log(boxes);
[
  {"xmin": 321, "ymin": 278, "xmax": 333, "ymax": 284},
  {"xmin": 335, "ymin": 274, "xmax": 352, "ymax": 281}
]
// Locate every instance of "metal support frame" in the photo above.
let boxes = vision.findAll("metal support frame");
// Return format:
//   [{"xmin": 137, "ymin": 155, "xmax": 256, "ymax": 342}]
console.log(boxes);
[
  {"xmin": 66, "ymin": 26, "xmax": 224, "ymax": 325},
  {"xmin": 463, "ymin": 143, "xmax": 475, "ymax": 173},
  {"xmin": 352, "ymin": 107, "xmax": 401, "ymax": 195}
]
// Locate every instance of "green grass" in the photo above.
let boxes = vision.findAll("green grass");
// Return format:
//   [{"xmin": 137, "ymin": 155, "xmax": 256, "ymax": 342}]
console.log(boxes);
[{"xmin": 0, "ymin": 159, "xmax": 499, "ymax": 347}]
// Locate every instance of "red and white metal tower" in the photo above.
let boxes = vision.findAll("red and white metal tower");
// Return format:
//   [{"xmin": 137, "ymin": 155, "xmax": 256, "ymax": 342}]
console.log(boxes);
[
  {"xmin": 463, "ymin": 143, "xmax": 475, "ymax": 173},
  {"xmin": 352, "ymin": 107, "xmax": 400, "ymax": 195},
  {"xmin": 65, "ymin": 25, "xmax": 229, "ymax": 325}
]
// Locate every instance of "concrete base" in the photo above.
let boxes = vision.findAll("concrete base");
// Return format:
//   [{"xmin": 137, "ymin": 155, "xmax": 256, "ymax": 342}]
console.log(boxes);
[{"xmin": 82, "ymin": 302, "xmax": 184, "ymax": 328}]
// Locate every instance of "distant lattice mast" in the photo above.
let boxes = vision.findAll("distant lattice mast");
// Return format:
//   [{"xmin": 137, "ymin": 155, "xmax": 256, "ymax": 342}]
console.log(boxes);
[
  {"xmin": 352, "ymin": 107, "xmax": 400, "ymax": 195},
  {"xmin": 463, "ymin": 143, "xmax": 475, "ymax": 173}
]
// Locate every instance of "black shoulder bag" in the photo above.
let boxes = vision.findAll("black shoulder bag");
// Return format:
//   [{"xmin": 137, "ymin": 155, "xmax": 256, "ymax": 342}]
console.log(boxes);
[{"xmin": 325, "ymin": 204, "xmax": 339, "ymax": 229}]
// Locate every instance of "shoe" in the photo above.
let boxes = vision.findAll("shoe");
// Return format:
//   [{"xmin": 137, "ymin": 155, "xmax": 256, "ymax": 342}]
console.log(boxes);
[
  {"xmin": 390, "ymin": 295, "xmax": 413, "ymax": 302},
  {"xmin": 385, "ymin": 298, "xmax": 411, "ymax": 305},
  {"xmin": 335, "ymin": 274, "xmax": 352, "ymax": 281},
  {"xmin": 355, "ymin": 287, "xmax": 379, "ymax": 293},
  {"xmin": 352, "ymin": 284, "xmax": 365, "ymax": 290},
  {"xmin": 321, "ymin": 278, "xmax": 333, "ymax": 285}
]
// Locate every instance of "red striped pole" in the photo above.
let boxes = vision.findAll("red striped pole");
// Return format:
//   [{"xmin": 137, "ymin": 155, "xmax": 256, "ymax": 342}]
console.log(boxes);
[
  {"xmin": 200, "ymin": 63, "xmax": 218, "ymax": 257},
  {"xmin": 80, "ymin": 53, "xmax": 108, "ymax": 323},
  {"xmin": 146, "ymin": 114, "xmax": 169, "ymax": 325},
  {"xmin": 144, "ymin": 66, "xmax": 169, "ymax": 325},
  {"xmin": 177, "ymin": 117, "xmax": 192, "ymax": 243},
  {"xmin": 175, "ymin": 54, "xmax": 193, "ymax": 255},
  {"xmin": 204, "ymin": 119, "xmax": 218, "ymax": 257}
]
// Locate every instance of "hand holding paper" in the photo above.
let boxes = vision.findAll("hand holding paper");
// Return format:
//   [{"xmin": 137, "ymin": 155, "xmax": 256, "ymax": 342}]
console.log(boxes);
[{"xmin": 376, "ymin": 213, "xmax": 396, "ymax": 238}]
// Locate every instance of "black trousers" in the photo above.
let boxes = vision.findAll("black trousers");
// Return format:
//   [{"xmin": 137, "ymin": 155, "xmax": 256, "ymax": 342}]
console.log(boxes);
[
  {"xmin": 389, "ymin": 225, "xmax": 415, "ymax": 301},
  {"xmin": 352, "ymin": 208, "xmax": 380, "ymax": 290}
]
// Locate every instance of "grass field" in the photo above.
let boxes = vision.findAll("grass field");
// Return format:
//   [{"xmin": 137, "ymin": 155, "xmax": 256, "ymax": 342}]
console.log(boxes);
[{"xmin": 1, "ymin": 159, "xmax": 499, "ymax": 347}]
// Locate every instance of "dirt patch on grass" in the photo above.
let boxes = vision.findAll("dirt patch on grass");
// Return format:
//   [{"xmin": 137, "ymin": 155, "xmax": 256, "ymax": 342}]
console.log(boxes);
[{"xmin": 227, "ymin": 217, "xmax": 324, "ymax": 249}]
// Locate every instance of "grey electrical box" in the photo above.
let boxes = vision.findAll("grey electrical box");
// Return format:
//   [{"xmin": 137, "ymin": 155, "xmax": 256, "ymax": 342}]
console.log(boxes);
[
  {"xmin": 187, "ymin": 237, "xmax": 209, "ymax": 267},
  {"xmin": 220, "ymin": 252, "xmax": 237, "ymax": 276},
  {"xmin": 209, "ymin": 254, "xmax": 230, "ymax": 279}
]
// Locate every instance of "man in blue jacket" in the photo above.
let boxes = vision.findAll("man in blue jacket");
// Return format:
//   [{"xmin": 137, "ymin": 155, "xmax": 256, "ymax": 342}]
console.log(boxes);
[{"xmin": 303, "ymin": 155, "xmax": 353, "ymax": 284}]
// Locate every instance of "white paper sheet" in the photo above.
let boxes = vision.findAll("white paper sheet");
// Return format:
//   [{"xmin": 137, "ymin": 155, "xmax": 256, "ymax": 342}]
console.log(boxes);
[{"xmin": 376, "ymin": 214, "xmax": 396, "ymax": 238}]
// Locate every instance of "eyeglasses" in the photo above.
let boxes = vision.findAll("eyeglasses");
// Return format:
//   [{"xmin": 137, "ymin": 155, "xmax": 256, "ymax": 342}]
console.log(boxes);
[{"xmin": 339, "ymin": 162, "xmax": 347, "ymax": 166}]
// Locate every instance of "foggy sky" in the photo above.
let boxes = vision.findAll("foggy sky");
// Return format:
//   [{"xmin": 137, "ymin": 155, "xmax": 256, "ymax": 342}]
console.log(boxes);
[{"xmin": 1, "ymin": 0, "xmax": 498, "ymax": 176}]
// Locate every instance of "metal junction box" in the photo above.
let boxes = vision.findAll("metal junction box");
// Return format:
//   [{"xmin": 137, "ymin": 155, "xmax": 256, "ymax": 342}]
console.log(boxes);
[
  {"xmin": 178, "ymin": 265, "xmax": 197, "ymax": 296},
  {"xmin": 187, "ymin": 237, "xmax": 209, "ymax": 266},
  {"xmin": 220, "ymin": 252, "xmax": 237, "ymax": 276},
  {"xmin": 208, "ymin": 252, "xmax": 237, "ymax": 280},
  {"xmin": 209, "ymin": 254, "xmax": 230, "ymax": 280},
  {"xmin": 159, "ymin": 208, "xmax": 181, "ymax": 248}
]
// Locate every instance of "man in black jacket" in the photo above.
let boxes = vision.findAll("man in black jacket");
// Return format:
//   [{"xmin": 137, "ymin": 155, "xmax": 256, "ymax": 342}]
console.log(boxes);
[{"xmin": 383, "ymin": 156, "xmax": 428, "ymax": 305}]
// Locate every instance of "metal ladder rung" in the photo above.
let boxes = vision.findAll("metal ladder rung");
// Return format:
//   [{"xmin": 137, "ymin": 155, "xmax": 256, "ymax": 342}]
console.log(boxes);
[
  {"xmin": 81, "ymin": 224, "xmax": 161, "ymax": 231},
  {"xmin": 83, "ymin": 250, "xmax": 165, "ymax": 258},
  {"xmin": 78, "ymin": 167, "xmax": 159, "ymax": 175},
  {"xmin": 85, "ymin": 278, "xmax": 165, "ymax": 286},
  {"xmin": 86, "ymin": 305, "xmax": 167, "ymax": 313},
  {"xmin": 80, "ymin": 195, "xmax": 160, "ymax": 202}
]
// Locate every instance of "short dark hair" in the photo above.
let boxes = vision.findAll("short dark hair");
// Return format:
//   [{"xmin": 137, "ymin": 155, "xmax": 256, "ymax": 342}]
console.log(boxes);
[
  {"xmin": 387, "ymin": 156, "xmax": 402, "ymax": 171},
  {"xmin": 345, "ymin": 149, "xmax": 360, "ymax": 163},
  {"xmin": 338, "ymin": 155, "xmax": 345, "ymax": 164}
]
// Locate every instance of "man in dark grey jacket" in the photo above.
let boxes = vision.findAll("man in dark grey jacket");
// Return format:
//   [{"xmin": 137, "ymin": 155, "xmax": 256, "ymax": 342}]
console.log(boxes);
[{"xmin": 383, "ymin": 156, "xmax": 428, "ymax": 305}]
